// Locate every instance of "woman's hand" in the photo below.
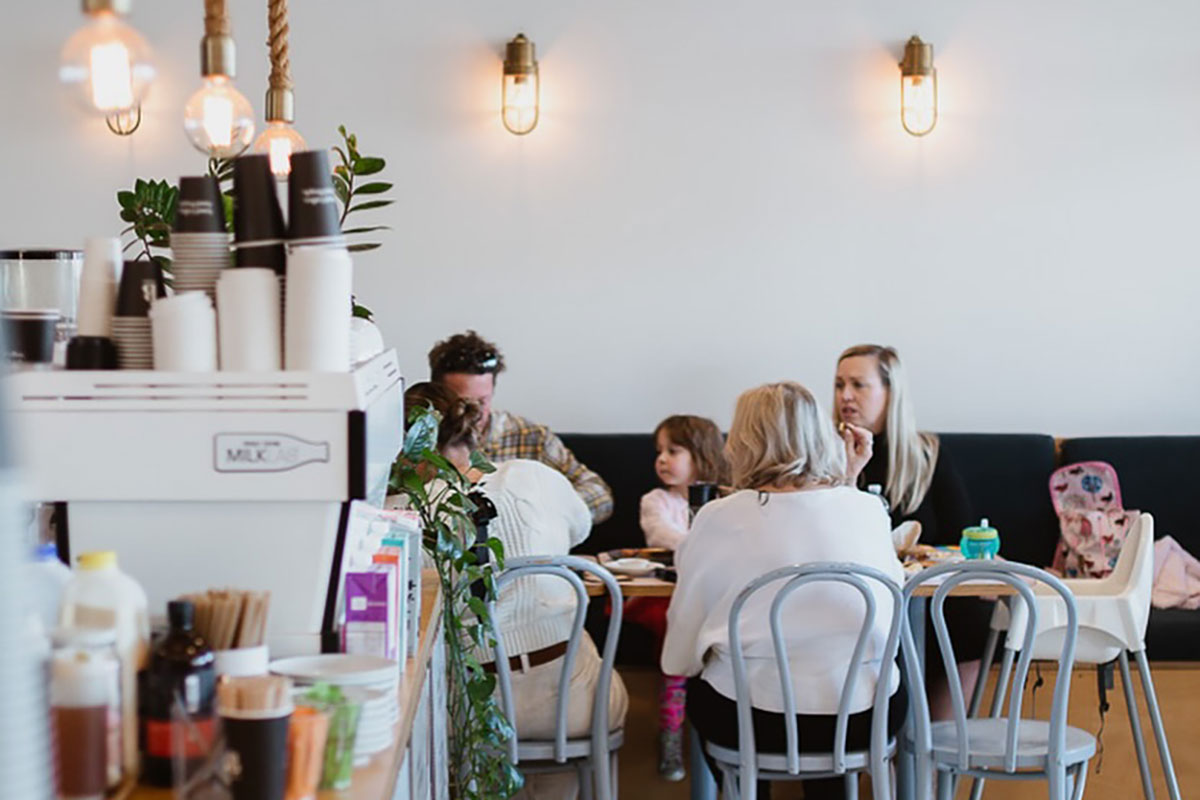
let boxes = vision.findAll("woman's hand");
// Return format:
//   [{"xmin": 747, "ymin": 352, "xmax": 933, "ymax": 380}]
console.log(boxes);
[{"xmin": 840, "ymin": 422, "xmax": 874, "ymax": 486}]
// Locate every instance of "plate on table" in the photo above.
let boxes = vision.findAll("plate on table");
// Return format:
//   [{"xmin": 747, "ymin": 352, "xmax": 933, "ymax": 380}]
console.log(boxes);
[
  {"xmin": 270, "ymin": 654, "xmax": 398, "ymax": 687},
  {"xmin": 601, "ymin": 547, "xmax": 674, "ymax": 567},
  {"xmin": 604, "ymin": 557, "xmax": 659, "ymax": 577}
]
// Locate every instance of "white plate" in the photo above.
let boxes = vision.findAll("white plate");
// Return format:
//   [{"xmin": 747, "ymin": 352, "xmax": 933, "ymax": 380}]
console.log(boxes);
[
  {"xmin": 271, "ymin": 654, "xmax": 398, "ymax": 686},
  {"xmin": 605, "ymin": 557, "xmax": 658, "ymax": 577}
]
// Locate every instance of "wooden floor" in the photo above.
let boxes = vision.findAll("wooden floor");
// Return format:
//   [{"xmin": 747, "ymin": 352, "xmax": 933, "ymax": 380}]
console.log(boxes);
[{"xmin": 617, "ymin": 663, "xmax": 1197, "ymax": 799}]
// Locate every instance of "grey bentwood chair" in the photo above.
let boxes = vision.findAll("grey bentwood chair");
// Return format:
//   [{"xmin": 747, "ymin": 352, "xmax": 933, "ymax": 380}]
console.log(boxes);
[
  {"xmin": 486, "ymin": 555, "xmax": 625, "ymax": 800},
  {"xmin": 901, "ymin": 560, "xmax": 1096, "ymax": 800},
  {"xmin": 702, "ymin": 563, "xmax": 905, "ymax": 800}
]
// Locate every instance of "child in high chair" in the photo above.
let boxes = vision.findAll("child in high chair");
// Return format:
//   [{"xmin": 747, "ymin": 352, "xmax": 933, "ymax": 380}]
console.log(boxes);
[{"xmin": 634, "ymin": 414, "xmax": 728, "ymax": 780}]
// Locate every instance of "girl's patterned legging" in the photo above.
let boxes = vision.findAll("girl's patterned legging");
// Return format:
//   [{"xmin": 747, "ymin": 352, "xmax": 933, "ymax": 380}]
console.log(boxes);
[{"xmin": 625, "ymin": 597, "xmax": 686, "ymax": 733}]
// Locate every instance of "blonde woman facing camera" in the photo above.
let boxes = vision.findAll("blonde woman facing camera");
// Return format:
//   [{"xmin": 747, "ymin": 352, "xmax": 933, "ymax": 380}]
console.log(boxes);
[
  {"xmin": 834, "ymin": 344, "xmax": 981, "ymax": 718},
  {"xmin": 662, "ymin": 383, "xmax": 904, "ymax": 800}
]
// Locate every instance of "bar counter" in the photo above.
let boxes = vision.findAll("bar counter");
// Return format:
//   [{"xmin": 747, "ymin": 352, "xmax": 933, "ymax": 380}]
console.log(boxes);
[{"xmin": 121, "ymin": 570, "xmax": 444, "ymax": 800}]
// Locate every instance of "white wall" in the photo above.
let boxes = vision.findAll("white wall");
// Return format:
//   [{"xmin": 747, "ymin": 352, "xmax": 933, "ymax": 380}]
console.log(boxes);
[{"xmin": 2, "ymin": 1, "xmax": 1198, "ymax": 435}]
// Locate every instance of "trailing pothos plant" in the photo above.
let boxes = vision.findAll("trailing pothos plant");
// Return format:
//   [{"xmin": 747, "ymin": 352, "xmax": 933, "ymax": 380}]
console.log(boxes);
[{"xmin": 389, "ymin": 404, "xmax": 524, "ymax": 800}]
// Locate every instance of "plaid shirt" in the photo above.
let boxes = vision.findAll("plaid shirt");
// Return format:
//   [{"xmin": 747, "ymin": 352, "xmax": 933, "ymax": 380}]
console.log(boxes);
[{"xmin": 482, "ymin": 409, "xmax": 614, "ymax": 524}]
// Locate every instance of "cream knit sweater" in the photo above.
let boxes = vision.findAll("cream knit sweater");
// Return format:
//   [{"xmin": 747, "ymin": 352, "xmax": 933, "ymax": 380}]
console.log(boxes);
[{"xmin": 480, "ymin": 459, "xmax": 593, "ymax": 658}]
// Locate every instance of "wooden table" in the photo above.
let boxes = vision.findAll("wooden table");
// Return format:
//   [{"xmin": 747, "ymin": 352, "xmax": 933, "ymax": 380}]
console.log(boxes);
[
  {"xmin": 585, "ymin": 567, "xmax": 1021, "ymax": 598},
  {"xmin": 121, "ymin": 571, "xmax": 443, "ymax": 800}
]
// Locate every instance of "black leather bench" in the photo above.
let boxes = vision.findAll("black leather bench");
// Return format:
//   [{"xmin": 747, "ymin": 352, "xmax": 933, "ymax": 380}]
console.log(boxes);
[{"xmin": 559, "ymin": 432, "xmax": 1200, "ymax": 662}]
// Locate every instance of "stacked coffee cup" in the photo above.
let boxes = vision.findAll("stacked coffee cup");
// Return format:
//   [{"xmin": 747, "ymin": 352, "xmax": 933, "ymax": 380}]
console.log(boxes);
[
  {"xmin": 111, "ymin": 260, "xmax": 165, "ymax": 369},
  {"xmin": 285, "ymin": 150, "xmax": 353, "ymax": 373},
  {"xmin": 171, "ymin": 176, "xmax": 231, "ymax": 301}
]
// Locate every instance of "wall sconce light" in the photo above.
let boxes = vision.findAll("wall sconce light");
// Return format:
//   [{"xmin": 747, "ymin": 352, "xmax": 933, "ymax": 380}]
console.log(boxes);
[
  {"xmin": 899, "ymin": 35, "xmax": 937, "ymax": 136},
  {"xmin": 502, "ymin": 33, "xmax": 539, "ymax": 135},
  {"xmin": 252, "ymin": 0, "xmax": 306, "ymax": 178},
  {"xmin": 59, "ymin": 0, "xmax": 156, "ymax": 136},
  {"xmin": 182, "ymin": 0, "xmax": 255, "ymax": 158}
]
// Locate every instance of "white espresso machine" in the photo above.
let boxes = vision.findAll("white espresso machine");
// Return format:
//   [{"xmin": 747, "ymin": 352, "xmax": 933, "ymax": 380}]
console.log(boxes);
[{"xmin": 9, "ymin": 350, "xmax": 404, "ymax": 657}]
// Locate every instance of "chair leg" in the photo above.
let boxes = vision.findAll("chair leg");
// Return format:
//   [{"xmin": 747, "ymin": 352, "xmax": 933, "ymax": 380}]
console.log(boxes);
[
  {"xmin": 845, "ymin": 771, "xmax": 859, "ymax": 800},
  {"xmin": 578, "ymin": 761, "xmax": 594, "ymax": 800},
  {"xmin": 1119, "ymin": 651, "xmax": 1157, "ymax": 800},
  {"xmin": 969, "ymin": 625, "xmax": 1001, "ymax": 717},
  {"xmin": 609, "ymin": 750, "xmax": 619, "ymax": 800},
  {"xmin": 1071, "ymin": 761, "xmax": 1089, "ymax": 800},
  {"xmin": 1048, "ymin": 765, "xmax": 1068, "ymax": 800},
  {"xmin": 721, "ymin": 766, "xmax": 741, "ymax": 800},
  {"xmin": 593, "ymin": 748, "xmax": 612, "ymax": 800},
  {"xmin": 1133, "ymin": 649, "xmax": 1183, "ymax": 800},
  {"xmin": 936, "ymin": 769, "xmax": 953, "ymax": 800}
]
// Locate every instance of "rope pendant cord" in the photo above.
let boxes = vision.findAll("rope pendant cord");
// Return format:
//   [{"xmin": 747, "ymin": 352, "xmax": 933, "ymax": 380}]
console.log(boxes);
[
  {"xmin": 204, "ymin": 0, "xmax": 231, "ymax": 38},
  {"xmin": 267, "ymin": 0, "xmax": 293, "ymax": 91}
]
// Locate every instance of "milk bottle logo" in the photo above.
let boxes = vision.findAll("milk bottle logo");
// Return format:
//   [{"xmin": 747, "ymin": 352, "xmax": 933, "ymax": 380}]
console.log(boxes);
[{"xmin": 213, "ymin": 433, "xmax": 331, "ymax": 473}]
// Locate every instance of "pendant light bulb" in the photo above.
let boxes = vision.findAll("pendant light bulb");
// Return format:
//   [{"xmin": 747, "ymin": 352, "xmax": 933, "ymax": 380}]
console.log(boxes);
[
  {"xmin": 183, "ymin": 75, "xmax": 255, "ymax": 159},
  {"xmin": 502, "ymin": 33, "xmax": 539, "ymax": 135},
  {"xmin": 899, "ymin": 35, "xmax": 937, "ymax": 136},
  {"xmin": 253, "ymin": 121, "xmax": 307, "ymax": 179},
  {"xmin": 59, "ymin": 6, "xmax": 155, "ymax": 116}
]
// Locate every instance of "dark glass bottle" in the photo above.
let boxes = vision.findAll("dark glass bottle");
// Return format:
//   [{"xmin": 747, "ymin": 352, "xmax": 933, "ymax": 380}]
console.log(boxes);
[{"xmin": 139, "ymin": 600, "xmax": 216, "ymax": 786}]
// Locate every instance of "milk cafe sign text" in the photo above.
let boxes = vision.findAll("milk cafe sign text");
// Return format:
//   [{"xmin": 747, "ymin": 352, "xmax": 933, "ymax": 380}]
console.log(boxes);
[{"xmin": 213, "ymin": 433, "xmax": 331, "ymax": 473}]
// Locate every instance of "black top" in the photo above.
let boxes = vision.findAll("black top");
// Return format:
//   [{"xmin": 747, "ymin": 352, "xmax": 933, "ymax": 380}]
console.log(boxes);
[{"xmin": 858, "ymin": 434, "xmax": 975, "ymax": 547}]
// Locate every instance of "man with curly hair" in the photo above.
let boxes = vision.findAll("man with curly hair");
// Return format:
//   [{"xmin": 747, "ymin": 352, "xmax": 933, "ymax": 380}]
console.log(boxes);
[{"xmin": 428, "ymin": 330, "xmax": 614, "ymax": 524}]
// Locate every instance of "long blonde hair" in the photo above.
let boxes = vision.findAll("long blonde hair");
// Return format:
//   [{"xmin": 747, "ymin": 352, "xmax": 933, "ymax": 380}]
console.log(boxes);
[
  {"xmin": 726, "ymin": 381, "xmax": 846, "ymax": 491},
  {"xmin": 835, "ymin": 345, "xmax": 938, "ymax": 515}
]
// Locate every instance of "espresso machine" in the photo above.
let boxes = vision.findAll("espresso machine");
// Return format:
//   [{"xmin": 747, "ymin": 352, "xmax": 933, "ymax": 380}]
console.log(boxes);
[{"xmin": 10, "ymin": 350, "xmax": 405, "ymax": 657}]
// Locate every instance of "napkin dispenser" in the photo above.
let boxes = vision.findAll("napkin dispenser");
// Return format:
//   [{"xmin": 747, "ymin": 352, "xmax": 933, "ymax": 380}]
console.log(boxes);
[{"xmin": 10, "ymin": 349, "xmax": 404, "ymax": 657}]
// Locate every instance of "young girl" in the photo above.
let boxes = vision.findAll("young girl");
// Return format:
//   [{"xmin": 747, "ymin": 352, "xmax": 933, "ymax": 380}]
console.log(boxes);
[{"xmin": 635, "ymin": 415, "xmax": 728, "ymax": 780}]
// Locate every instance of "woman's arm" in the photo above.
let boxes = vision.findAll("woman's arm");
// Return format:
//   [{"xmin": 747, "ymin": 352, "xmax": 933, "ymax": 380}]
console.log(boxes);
[
  {"xmin": 929, "ymin": 442, "xmax": 975, "ymax": 539},
  {"xmin": 640, "ymin": 490, "xmax": 687, "ymax": 550},
  {"xmin": 660, "ymin": 510, "xmax": 718, "ymax": 677}
]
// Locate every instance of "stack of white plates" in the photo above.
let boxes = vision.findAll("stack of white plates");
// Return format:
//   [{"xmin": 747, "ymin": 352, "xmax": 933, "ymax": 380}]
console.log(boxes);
[
  {"xmin": 270, "ymin": 654, "xmax": 399, "ymax": 764},
  {"xmin": 111, "ymin": 316, "xmax": 153, "ymax": 369},
  {"xmin": 171, "ymin": 232, "xmax": 231, "ymax": 301}
]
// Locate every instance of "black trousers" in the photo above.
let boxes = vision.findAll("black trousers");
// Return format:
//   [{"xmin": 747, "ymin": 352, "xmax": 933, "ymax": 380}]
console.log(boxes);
[{"xmin": 686, "ymin": 677, "xmax": 908, "ymax": 800}]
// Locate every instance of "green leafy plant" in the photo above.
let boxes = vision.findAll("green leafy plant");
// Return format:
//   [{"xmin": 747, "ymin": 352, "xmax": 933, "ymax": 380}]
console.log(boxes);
[
  {"xmin": 331, "ymin": 125, "xmax": 394, "ymax": 254},
  {"xmin": 390, "ymin": 405, "xmax": 523, "ymax": 800},
  {"xmin": 117, "ymin": 178, "xmax": 177, "ymax": 271}
]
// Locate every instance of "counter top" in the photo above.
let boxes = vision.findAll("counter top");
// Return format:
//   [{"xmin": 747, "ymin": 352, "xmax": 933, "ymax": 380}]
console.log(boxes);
[{"xmin": 121, "ymin": 569, "xmax": 443, "ymax": 800}]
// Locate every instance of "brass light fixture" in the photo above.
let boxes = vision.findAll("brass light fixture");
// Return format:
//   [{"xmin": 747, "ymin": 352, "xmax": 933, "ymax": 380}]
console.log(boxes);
[
  {"xmin": 182, "ymin": 0, "xmax": 255, "ymax": 158},
  {"xmin": 502, "ymin": 33, "xmax": 539, "ymax": 135},
  {"xmin": 59, "ymin": 0, "xmax": 156, "ymax": 136},
  {"xmin": 899, "ymin": 35, "xmax": 937, "ymax": 137},
  {"xmin": 252, "ymin": 0, "xmax": 306, "ymax": 178}
]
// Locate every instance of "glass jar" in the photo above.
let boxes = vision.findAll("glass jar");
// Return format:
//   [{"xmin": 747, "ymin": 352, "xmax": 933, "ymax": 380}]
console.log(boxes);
[{"xmin": 0, "ymin": 249, "xmax": 84, "ymax": 364}]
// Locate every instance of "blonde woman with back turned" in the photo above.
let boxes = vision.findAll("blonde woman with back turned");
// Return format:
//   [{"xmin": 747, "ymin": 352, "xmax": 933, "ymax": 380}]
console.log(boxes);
[
  {"xmin": 835, "ymin": 344, "xmax": 982, "ymax": 720},
  {"xmin": 662, "ymin": 382, "xmax": 904, "ymax": 800}
]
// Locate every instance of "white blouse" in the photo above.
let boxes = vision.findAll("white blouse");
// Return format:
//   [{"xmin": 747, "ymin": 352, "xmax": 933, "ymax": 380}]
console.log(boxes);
[
  {"xmin": 661, "ymin": 486, "xmax": 904, "ymax": 715},
  {"xmin": 639, "ymin": 488, "xmax": 690, "ymax": 550}
]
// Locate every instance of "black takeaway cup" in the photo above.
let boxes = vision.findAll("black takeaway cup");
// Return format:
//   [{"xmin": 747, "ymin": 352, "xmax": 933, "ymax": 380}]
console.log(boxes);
[
  {"xmin": 233, "ymin": 154, "xmax": 286, "ymax": 273},
  {"xmin": 173, "ymin": 175, "xmax": 227, "ymax": 234},
  {"xmin": 115, "ymin": 260, "xmax": 166, "ymax": 317},
  {"xmin": 287, "ymin": 149, "xmax": 343, "ymax": 245}
]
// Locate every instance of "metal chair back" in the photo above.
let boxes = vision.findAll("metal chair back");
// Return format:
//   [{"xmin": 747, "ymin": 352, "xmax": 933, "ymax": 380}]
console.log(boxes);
[
  {"xmin": 726, "ymin": 562, "xmax": 904, "ymax": 794},
  {"xmin": 902, "ymin": 560, "xmax": 1079, "ymax": 783},
  {"xmin": 486, "ymin": 554, "xmax": 623, "ymax": 768}
]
